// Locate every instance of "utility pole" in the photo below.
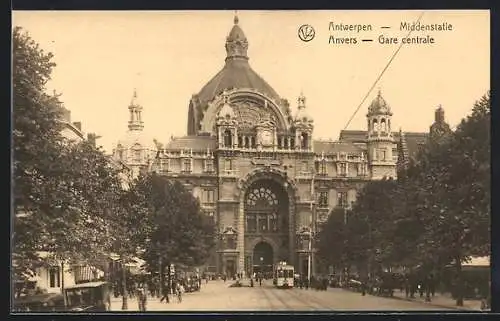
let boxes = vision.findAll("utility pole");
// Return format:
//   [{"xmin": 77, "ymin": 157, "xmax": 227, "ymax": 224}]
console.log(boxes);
[
  {"xmin": 159, "ymin": 254, "xmax": 163, "ymax": 298},
  {"xmin": 121, "ymin": 255, "xmax": 128, "ymax": 310}
]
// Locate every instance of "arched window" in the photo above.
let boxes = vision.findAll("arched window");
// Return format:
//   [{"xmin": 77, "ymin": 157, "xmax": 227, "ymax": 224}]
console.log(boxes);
[
  {"xmin": 380, "ymin": 118, "xmax": 387, "ymax": 132},
  {"xmin": 245, "ymin": 186, "xmax": 279, "ymax": 233},
  {"xmin": 372, "ymin": 119, "xmax": 379, "ymax": 132},
  {"xmin": 301, "ymin": 133, "xmax": 309, "ymax": 149},
  {"xmin": 244, "ymin": 136, "xmax": 250, "ymax": 148},
  {"xmin": 224, "ymin": 129, "xmax": 232, "ymax": 147},
  {"xmin": 238, "ymin": 136, "xmax": 243, "ymax": 148}
]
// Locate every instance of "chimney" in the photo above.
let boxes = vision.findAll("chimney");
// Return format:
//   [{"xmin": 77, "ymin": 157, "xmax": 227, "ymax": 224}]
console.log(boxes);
[
  {"xmin": 73, "ymin": 122, "xmax": 82, "ymax": 131},
  {"xmin": 61, "ymin": 108, "xmax": 71, "ymax": 122}
]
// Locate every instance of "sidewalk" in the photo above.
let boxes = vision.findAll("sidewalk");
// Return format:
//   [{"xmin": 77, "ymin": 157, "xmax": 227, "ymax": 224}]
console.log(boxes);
[
  {"xmin": 110, "ymin": 280, "xmax": 232, "ymax": 311},
  {"xmin": 390, "ymin": 290, "xmax": 484, "ymax": 311}
]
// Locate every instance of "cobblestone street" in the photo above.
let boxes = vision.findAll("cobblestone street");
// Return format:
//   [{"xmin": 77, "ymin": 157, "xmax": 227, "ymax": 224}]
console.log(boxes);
[{"xmin": 110, "ymin": 280, "xmax": 482, "ymax": 311}]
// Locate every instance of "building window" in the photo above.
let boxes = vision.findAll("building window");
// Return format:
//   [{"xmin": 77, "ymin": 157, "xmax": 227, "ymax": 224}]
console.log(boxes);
[
  {"xmin": 358, "ymin": 163, "xmax": 366, "ymax": 176},
  {"xmin": 338, "ymin": 192, "xmax": 348, "ymax": 208},
  {"xmin": 301, "ymin": 161, "xmax": 308, "ymax": 173},
  {"xmin": 204, "ymin": 159, "xmax": 214, "ymax": 173},
  {"xmin": 226, "ymin": 236, "xmax": 236, "ymax": 250},
  {"xmin": 320, "ymin": 160, "xmax": 327, "ymax": 175},
  {"xmin": 134, "ymin": 150, "xmax": 141, "ymax": 162},
  {"xmin": 246, "ymin": 215, "xmax": 257, "ymax": 233},
  {"xmin": 182, "ymin": 158, "xmax": 192, "ymax": 173},
  {"xmin": 318, "ymin": 191, "xmax": 329, "ymax": 208},
  {"xmin": 164, "ymin": 158, "xmax": 170, "ymax": 173},
  {"xmin": 339, "ymin": 163, "xmax": 347, "ymax": 176},
  {"xmin": 49, "ymin": 266, "xmax": 61, "ymax": 288},
  {"xmin": 225, "ymin": 159, "xmax": 233, "ymax": 171},
  {"xmin": 245, "ymin": 186, "xmax": 280, "ymax": 233},
  {"xmin": 203, "ymin": 189, "xmax": 215, "ymax": 205},
  {"xmin": 301, "ymin": 132, "xmax": 309, "ymax": 149},
  {"xmin": 223, "ymin": 129, "xmax": 232, "ymax": 147}
]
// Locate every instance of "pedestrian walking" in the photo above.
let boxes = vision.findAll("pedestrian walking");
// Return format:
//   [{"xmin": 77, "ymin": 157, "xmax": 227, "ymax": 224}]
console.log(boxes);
[
  {"xmin": 177, "ymin": 283, "xmax": 184, "ymax": 303},
  {"xmin": 160, "ymin": 283, "xmax": 170, "ymax": 304},
  {"xmin": 136, "ymin": 284, "xmax": 147, "ymax": 311}
]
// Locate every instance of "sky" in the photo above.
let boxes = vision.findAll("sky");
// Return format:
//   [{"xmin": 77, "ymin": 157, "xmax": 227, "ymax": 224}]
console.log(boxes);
[{"xmin": 12, "ymin": 10, "xmax": 490, "ymax": 153}]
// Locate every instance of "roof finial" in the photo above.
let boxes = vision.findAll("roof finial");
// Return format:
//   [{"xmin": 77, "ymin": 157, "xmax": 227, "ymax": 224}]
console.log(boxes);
[
  {"xmin": 377, "ymin": 88, "xmax": 382, "ymax": 97},
  {"xmin": 234, "ymin": 11, "xmax": 239, "ymax": 25},
  {"xmin": 131, "ymin": 88, "xmax": 138, "ymax": 105}
]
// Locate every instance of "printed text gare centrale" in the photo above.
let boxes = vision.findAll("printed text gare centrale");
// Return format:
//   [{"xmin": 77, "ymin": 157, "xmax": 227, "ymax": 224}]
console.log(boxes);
[{"xmin": 328, "ymin": 21, "xmax": 453, "ymax": 45}]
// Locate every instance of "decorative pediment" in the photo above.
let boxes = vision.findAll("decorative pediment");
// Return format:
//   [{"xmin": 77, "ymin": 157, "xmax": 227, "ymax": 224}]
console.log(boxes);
[{"xmin": 222, "ymin": 226, "xmax": 237, "ymax": 235}]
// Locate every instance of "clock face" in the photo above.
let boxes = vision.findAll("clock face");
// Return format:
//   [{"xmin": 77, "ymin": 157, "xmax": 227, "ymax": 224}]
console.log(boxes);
[{"xmin": 261, "ymin": 130, "xmax": 273, "ymax": 146}]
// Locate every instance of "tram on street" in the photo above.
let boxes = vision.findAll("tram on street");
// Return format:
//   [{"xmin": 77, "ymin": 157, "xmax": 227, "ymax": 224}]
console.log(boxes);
[{"xmin": 273, "ymin": 262, "xmax": 294, "ymax": 288}]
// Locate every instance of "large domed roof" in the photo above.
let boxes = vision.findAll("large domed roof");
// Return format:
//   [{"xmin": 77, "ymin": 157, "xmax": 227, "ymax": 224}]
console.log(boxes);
[
  {"xmin": 197, "ymin": 60, "xmax": 280, "ymax": 105},
  {"xmin": 196, "ymin": 15, "xmax": 280, "ymax": 106}
]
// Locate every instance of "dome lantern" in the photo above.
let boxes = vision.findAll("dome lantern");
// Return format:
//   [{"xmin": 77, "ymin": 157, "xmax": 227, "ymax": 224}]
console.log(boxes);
[
  {"xmin": 294, "ymin": 92, "xmax": 313, "ymax": 124},
  {"xmin": 225, "ymin": 13, "xmax": 249, "ymax": 61},
  {"xmin": 367, "ymin": 89, "xmax": 393, "ymax": 116}
]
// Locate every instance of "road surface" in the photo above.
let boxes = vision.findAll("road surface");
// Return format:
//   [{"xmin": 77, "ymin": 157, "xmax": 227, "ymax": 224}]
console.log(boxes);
[{"xmin": 111, "ymin": 279, "xmax": 458, "ymax": 311}]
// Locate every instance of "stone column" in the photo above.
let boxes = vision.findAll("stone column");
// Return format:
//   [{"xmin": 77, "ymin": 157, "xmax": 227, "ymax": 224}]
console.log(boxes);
[{"xmin": 237, "ymin": 199, "xmax": 245, "ymax": 277}]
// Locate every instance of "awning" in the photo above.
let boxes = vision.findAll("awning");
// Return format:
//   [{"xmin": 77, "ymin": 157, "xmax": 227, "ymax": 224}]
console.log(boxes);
[{"xmin": 463, "ymin": 256, "xmax": 490, "ymax": 267}]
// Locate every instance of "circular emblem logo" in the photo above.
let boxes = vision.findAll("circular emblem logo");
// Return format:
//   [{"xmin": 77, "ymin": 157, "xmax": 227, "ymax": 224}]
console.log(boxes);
[{"xmin": 298, "ymin": 24, "xmax": 315, "ymax": 42}]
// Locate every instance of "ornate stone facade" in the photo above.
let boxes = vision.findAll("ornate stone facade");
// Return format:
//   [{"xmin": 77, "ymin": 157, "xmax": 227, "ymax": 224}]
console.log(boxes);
[{"xmin": 143, "ymin": 16, "xmax": 446, "ymax": 277}]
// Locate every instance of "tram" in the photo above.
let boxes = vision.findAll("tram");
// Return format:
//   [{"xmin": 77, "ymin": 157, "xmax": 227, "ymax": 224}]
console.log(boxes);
[{"xmin": 273, "ymin": 262, "xmax": 294, "ymax": 288}]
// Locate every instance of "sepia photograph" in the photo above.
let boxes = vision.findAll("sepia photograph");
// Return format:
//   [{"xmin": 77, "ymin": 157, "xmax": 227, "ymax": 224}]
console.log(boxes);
[{"xmin": 11, "ymin": 10, "xmax": 490, "ymax": 312}]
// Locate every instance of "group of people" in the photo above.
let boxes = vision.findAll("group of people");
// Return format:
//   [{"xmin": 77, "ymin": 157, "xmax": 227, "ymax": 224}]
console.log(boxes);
[
  {"xmin": 294, "ymin": 276, "xmax": 329, "ymax": 291},
  {"xmin": 135, "ymin": 279, "xmax": 191, "ymax": 311}
]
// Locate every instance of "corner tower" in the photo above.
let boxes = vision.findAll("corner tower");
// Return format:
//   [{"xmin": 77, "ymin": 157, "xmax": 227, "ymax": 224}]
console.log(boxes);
[
  {"xmin": 113, "ymin": 89, "xmax": 156, "ymax": 179},
  {"xmin": 366, "ymin": 90, "xmax": 396, "ymax": 179}
]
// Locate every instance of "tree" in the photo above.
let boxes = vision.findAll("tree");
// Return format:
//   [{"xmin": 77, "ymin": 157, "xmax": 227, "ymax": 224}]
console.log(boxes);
[
  {"xmin": 12, "ymin": 27, "xmax": 129, "ymax": 286},
  {"xmin": 136, "ymin": 175, "xmax": 216, "ymax": 271},
  {"xmin": 316, "ymin": 207, "xmax": 350, "ymax": 270},
  {"xmin": 419, "ymin": 93, "xmax": 490, "ymax": 306},
  {"xmin": 13, "ymin": 26, "xmax": 66, "ymax": 278},
  {"xmin": 346, "ymin": 178, "xmax": 399, "ymax": 275},
  {"xmin": 395, "ymin": 92, "xmax": 490, "ymax": 306}
]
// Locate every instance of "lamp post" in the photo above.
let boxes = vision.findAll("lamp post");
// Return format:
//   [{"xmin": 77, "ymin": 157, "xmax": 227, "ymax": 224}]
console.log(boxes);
[{"xmin": 121, "ymin": 254, "xmax": 128, "ymax": 310}]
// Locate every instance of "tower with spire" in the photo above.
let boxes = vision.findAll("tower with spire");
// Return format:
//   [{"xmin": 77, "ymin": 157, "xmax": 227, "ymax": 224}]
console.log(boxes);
[
  {"xmin": 366, "ymin": 89, "xmax": 396, "ymax": 179},
  {"xmin": 293, "ymin": 92, "xmax": 314, "ymax": 150},
  {"xmin": 113, "ymin": 89, "xmax": 156, "ymax": 179},
  {"xmin": 128, "ymin": 89, "xmax": 144, "ymax": 131},
  {"xmin": 396, "ymin": 128, "xmax": 410, "ymax": 177},
  {"xmin": 429, "ymin": 104, "xmax": 451, "ymax": 140}
]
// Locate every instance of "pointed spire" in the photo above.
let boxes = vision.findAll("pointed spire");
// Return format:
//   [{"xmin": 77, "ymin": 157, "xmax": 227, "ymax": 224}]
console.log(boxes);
[
  {"xmin": 397, "ymin": 128, "xmax": 409, "ymax": 172},
  {"xmin": 435, "ymin": 104, "xmax": 445, "ymax": 123},
  {"xmin": 130, "ymin": 88, "xmax": 138, "ymax": 106},
  {"xmin": 298, "ymin": 91, "xmax": 306, "ymax": 109},
  {"xmin": 128, "ymin": 89, "xmax": 144, "ymax": 131},
  {"xmin": 234, "ymin": 11, "xmax": 239, "ymax": 24}
]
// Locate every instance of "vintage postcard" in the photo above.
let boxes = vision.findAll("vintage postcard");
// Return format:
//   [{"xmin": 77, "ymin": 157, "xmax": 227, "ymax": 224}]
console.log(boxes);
[{"xmin": 12, "ymin": 10, "xmax": 490, "ymax": 312}]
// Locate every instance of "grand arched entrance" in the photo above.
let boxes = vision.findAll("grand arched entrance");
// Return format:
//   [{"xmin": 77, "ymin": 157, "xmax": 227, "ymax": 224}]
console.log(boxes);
[
  {"xmin": 243, "ymin": 178, "xmax": 290, "ymax": 275},
  {"xmin": 253, "ymin": 242, "xmax": 273, "ymax": 274}
]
